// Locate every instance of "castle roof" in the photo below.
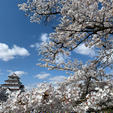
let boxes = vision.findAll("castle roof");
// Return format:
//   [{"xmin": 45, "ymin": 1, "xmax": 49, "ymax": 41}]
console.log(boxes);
[
  {"xmin": 8, "ymin": 73, "xmax": 20, "ymax": 79},
  {"xmin": 1, "ymin": 73, "xmax": 24, "ymax": 92}
]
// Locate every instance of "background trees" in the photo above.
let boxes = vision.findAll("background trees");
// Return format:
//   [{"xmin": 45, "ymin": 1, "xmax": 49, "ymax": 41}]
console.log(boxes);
[{"xmin": 0, "ymin": 0, "xmax": 113, "ymax": 113}]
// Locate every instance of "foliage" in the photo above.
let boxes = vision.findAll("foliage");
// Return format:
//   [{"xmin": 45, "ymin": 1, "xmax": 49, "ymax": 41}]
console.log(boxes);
[
  {"xmin": 0, "ymin": 87, "xmax": 9, "ymax": 102},
  {"xmin": 1, "ymin": 0, "xmax": 113, "ymax": 113},
  {"xmin": 0, "ymin": 83, "xmax": 113, "ymax": 113}
]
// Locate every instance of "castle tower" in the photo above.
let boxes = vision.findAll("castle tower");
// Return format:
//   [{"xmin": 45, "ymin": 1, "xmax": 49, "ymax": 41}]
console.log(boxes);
[{"xmin": 1, "ymin": 73, "xmax": 24, "ymax": 91}]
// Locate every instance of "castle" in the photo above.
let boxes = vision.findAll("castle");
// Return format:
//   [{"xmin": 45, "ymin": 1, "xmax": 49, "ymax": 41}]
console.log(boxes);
[{"xmin": 0, "ymin": 73, "xmax": 24, "ymax": 92}]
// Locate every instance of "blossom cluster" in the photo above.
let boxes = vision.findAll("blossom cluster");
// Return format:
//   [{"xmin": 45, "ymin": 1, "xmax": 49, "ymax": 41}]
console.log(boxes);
[
  {"xmin": 15, "ymin": 0, "xmax": 113, "ymax": 112},
  {"xmin": 0, "ymin": 72, "xmax": 113, "ymax": 113}
]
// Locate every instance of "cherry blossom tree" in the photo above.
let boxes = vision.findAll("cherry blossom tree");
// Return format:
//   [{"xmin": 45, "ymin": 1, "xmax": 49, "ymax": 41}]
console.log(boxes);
[
  {"xmin": 18, "ymin": 0, "xmax": 113, "ymax": 71},
  {"xmin": 0, "ymin": 0, "xmax": 113, "ymax": 113},
  {"xmin": 0, "ymin": 82, "xmax": 113, "ymax": 113}
]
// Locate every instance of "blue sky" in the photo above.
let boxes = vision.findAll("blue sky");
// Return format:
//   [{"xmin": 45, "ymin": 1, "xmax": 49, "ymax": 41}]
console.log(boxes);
[{"xmin": 0, "ymin": 0, "xmax": 96, "ymax": 89}]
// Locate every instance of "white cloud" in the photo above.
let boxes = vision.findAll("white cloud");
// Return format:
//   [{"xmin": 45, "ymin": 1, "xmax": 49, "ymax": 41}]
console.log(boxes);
[
  {"xmin": 41, "ymin": 33, "xmax": 48, "ymax": 42},
  {"xmin": 0, "ymin": 43, "xmax": 30, "ymax": 61},
  {"xmin": 30, "ymin": 33, "xmax": 48, "ymax": 49},
  {"xmin": 49, "ymin": 76, "xmax": 66, "ymax": 84},
  {"xmin": 7, "ymin": 70, "xmax": 27, "ymax": 77},
  {"xmin": 74, "ymin": 43, "xmax": 95, "ymax": 57},
  {"xmin": 55, "ymin": 52, "xmax": 71, "ymax": 64},
  {"xmin": 55, "ymin": 53, "xmax": 65, "ymax": 64},
  {"xmin": 30, "ymin": 43, "xmax": 40, "ymax": 48},
  {"xmin": 35, "ymin": 72, "xmax": 50, "ymax": 79}
]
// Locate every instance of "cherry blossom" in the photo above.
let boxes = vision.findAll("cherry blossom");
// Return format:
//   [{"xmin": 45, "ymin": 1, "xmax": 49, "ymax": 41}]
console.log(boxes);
[{"xmin": 1, "ymin": 0, "xmax": 112, "ymax": 112}]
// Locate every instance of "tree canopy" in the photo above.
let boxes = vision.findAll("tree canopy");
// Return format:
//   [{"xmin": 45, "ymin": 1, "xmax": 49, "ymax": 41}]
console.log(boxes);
[
  {"xmin": 18, "ymin": 0, "xmax": 113, "ymax": 69},
  {"xmin": 0, "ymin": 0, "xmax": 113, "ymax": 113}
]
